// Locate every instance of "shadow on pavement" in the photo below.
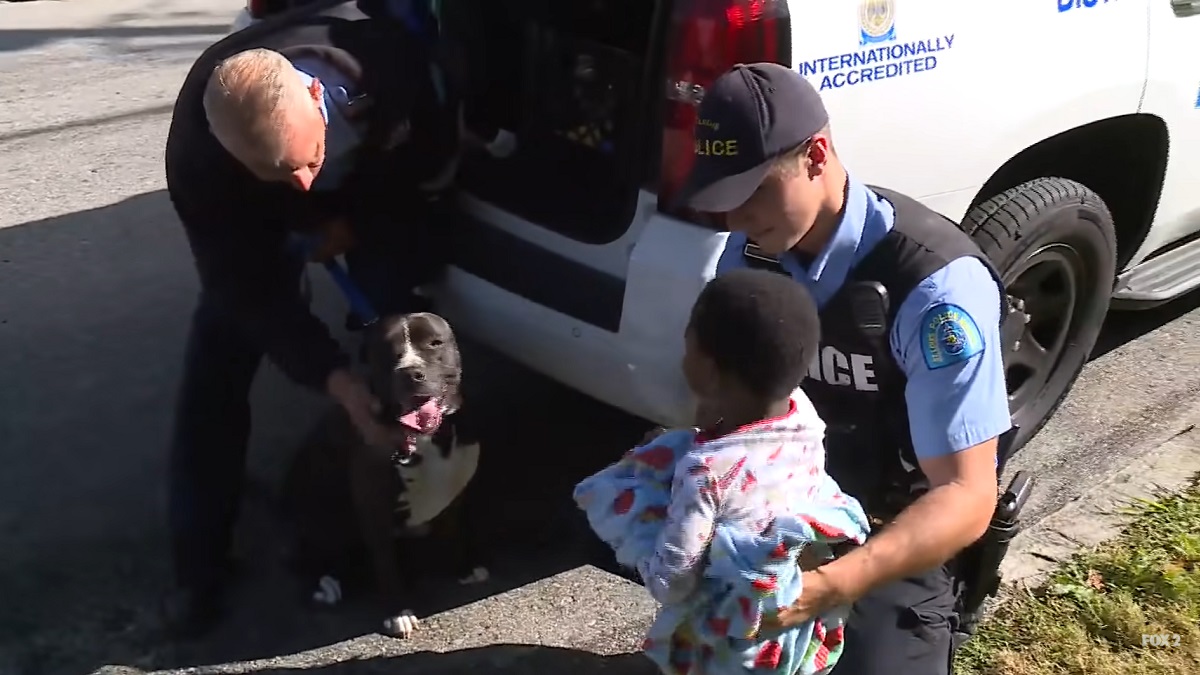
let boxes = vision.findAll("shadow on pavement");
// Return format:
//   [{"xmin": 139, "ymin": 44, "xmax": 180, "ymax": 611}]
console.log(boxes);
[
  {"xmin": 0, "ymin": 191, "xmax": 649, "ymax": 675},
  {"xmin": 256, "ymin": 645, "xmax": 657, "ymax": 675},
  {"xmin": 1092, "ymin": 291, "xmax": 1200, "ymax": 360},
  {"xmin": 0, "ymin": 24, "xmax": 229, "ymax": 53}
]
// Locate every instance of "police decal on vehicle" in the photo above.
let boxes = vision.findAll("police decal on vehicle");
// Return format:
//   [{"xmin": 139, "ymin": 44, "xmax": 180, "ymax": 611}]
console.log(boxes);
[{"xmin": 797, "ymin": 0, "xmax": 956, "ymax": 91}]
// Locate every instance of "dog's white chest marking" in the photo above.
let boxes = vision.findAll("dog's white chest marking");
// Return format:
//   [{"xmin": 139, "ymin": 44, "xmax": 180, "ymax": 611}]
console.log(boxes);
[
  {"xmin": 395, "ymin": 430, "xmax": 479, "ymax": 528},
  {"xmin": 393, "ymin": 331, "xmax": 425, "ymax": 370}
]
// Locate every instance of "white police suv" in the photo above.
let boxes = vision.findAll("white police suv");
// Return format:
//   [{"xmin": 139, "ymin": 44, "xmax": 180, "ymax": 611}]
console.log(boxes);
[{"xmin": 229, "ymin": 0, "xmax": 1200, "ymax": 453}]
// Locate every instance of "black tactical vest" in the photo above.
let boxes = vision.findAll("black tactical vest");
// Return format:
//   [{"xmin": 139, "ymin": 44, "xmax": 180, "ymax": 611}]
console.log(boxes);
[{"xmin": 742, "ymin": 187, "xmax": 1004, "ymax": 517}]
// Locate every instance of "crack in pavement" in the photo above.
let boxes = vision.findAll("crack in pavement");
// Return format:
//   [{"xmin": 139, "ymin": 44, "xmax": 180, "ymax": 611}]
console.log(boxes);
[{"xmin": 0, "ymin": 103, "xmax": 175, "ymax": 143}]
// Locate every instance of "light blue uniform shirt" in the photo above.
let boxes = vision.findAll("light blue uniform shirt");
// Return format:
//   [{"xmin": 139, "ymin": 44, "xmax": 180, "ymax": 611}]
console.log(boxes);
[
  {"xmin": 291, "ymin": 59, "xmax": 363, "ymax": 191},
  {"xmin": 716, "ymin": 178, "xmax": 1012, "ymax": 459}
]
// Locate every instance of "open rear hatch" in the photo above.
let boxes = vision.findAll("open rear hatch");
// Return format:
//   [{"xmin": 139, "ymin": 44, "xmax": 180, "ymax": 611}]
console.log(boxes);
[
  {"xmin": 443, "ymin": 0, "xmax": 667, "ymax": 244},
  {"xmin": 443, "ymin": 0, "xmax": 792, "ymax": 248},
  {"xmin": 434, "ymin": 0, "xmax": 791, "ymax": 342}
]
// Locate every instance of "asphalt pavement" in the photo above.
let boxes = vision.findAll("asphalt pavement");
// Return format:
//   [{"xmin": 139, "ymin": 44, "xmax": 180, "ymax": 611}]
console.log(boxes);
[{"xmin": 2, "ymin": 1, "xmax": 1199, "ymax": 673}]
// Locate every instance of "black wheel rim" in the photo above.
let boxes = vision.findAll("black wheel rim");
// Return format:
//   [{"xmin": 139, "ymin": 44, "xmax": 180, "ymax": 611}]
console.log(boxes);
[{"xmin": 1002, "ymin": 244, "xmax": 1082, "ymax": 421}]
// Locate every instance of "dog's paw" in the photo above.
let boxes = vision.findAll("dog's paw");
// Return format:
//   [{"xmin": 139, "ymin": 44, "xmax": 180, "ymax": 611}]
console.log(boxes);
[
  {"xmin": 382, "ymin": 609, "xmax": 420, "ymax": 638},
  {"xmin": 311, "ymin": 575, "xmax": 343, "ymax": 606},
  {"xmin": 457, "ymin": 566, "xmax": 490, "ymax": 585}
]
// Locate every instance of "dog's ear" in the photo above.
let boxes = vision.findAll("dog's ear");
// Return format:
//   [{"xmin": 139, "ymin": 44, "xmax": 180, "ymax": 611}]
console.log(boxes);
[
  {"xmin": 361, "ymin": 321, "xmax": 387, "ymax": 361},
  {"xmin": 361, "ymin": 320, "xmax": 397, "ymax": 395},
  {"xmin": 431, "ymin": 423, "xmax": 455, "ymax": 458},
  {"xmin": 446, "ymin": 405, "xmax": 481, "ymax": 446}
]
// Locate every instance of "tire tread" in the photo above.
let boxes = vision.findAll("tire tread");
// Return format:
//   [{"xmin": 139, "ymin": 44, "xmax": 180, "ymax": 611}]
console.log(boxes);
[
  {"xmin": 958, "ymin": 177, "xmax": 1117, "ymax": 452},
  {"xmin": 960, "ymin": 177, "xmax": 1115, "ymax": 268}
]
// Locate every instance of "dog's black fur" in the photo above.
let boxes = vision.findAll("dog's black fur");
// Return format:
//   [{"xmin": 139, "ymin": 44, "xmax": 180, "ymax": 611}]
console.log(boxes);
[{"xmin": 281, "ymin": 313, "xmax": 487, "ymax": 636}]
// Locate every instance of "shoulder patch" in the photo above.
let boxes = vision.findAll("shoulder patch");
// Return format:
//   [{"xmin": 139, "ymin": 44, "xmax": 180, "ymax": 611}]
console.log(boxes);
[{"xmin": 920, "ymin": 303, "xmax": 984, "ymax": 370}]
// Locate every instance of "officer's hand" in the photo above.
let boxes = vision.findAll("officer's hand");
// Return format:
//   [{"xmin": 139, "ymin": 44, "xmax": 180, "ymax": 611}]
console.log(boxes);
[
  {"xmin": 638, "ymin": 426, "xmax": 670, "ymax": 446},
  {"xmin": 351, "ymin": 411, "xmax": 410, "ymax": 453},
  {"xmin": 762, "ymin": 568, "xmax": 843, "ymax": 632},
  {"xmin": 326, "ymin": 369, "xmax": 407, "ymax": 450},
  {"xmin": 637, "ymin": 425, "xmax": 702, "ymax": 447},
  {"xmin": 308, "ymin": 217, "xmax": 355, "ymax": 263}
]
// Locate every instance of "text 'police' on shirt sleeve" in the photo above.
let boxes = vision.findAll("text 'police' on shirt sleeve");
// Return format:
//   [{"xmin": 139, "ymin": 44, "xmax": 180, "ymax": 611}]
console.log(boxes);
[{"xmin": 889, "ymin": 256, "xmax": 1012, "ymax": 459}]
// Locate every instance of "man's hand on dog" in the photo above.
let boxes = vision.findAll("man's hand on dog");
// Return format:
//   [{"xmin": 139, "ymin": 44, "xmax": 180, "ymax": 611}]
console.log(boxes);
[
  {"xmin": 306, "ymin": 217, "xmax": 356, "ymax": 263},
  {"xmin": 327, "ymin": 369, "xmax": 408, "ymax": 450}
]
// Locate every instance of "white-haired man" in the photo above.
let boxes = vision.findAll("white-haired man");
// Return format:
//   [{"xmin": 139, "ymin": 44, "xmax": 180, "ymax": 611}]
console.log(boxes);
[{"xmin": 162, "ymin": 0, "xmax": 462, "ymax": 637}]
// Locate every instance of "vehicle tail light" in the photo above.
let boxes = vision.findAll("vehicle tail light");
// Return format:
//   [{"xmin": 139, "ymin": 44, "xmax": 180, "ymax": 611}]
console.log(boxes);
[
  {"xmin": 657, "ymin": 0, "xmax": 791, "ymax": 225},
  {"xmin": 247, "ymin": 0, "xmax": 269, "ymax": 19}
]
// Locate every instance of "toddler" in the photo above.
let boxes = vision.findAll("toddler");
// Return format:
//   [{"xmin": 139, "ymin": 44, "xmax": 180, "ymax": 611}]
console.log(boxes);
[{"xmin": 575, "ymin": 269, "xmax": 871, "ymax": 674}]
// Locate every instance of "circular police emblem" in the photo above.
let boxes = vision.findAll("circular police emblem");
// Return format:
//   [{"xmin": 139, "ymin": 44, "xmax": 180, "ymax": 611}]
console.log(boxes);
[
  {"xmin": 920, "ymin": 303, "xmax": 983, "ymax": 370},
  {"xmin": 937, "ymin": 316, "xmax": 968, "ymax": 356},
  {"xmin": 859, "ymin": 0, "xmax": 896, "ymax": 42}
]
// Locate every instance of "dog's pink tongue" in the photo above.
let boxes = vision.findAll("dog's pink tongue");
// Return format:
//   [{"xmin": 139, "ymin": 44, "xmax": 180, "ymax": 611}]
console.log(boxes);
[{"xmin": 398, "ymin": 398, "xmax": 442, "ymax": 434}]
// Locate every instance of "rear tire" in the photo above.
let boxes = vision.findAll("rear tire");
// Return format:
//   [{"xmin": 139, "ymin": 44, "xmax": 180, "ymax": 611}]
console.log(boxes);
[{"xmin": 960, "ymin": 178, "xmax": 1117, "ymax": 461}]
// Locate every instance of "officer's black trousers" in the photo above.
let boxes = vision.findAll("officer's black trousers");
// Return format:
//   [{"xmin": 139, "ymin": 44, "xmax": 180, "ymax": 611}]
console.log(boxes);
[
  {"xmin": 167, "ymin": 245, "xmax": 430, "ymax": 593},
  {"xmin": 830, "ymin": 563, "xmax": 958, "ymax": 675},
  {"xmin": 167, "ymin": 295, "xmax": 263, "ymax": 592}
]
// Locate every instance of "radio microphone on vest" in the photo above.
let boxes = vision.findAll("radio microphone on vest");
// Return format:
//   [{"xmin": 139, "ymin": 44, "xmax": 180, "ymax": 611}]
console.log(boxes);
[{"xmin": 848, "ymin": 281, "xmax": 889, "ymax": 341}]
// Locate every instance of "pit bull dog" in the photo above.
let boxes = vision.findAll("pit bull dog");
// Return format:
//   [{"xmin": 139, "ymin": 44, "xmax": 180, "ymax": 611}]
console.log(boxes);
[{"xmin": 281, "ymin": 312, "xmax": 488, "ymax": 638}]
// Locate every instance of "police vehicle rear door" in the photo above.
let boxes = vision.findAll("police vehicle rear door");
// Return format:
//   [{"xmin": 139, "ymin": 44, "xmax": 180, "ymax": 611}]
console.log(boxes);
[{"xmin": 1132, "ymin": 0, "xmax": 1200, "ymax": 265}]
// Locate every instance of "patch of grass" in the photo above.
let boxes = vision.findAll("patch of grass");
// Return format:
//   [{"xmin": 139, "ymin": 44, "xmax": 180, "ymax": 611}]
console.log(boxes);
[{"xmin": 955, "ymin": 475, "xmax": 1200, "ymax": 675}]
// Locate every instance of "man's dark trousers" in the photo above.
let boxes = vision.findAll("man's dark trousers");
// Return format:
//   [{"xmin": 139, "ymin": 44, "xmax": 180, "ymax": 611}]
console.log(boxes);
[
  {"xmin": 166, "ymin": 247, "xmax": 425, "ymax": 594},
  {"xmin": 167, "ymin": 292, "xmax": 264, "ymax": 594},
  {"xmin": 830, "ymin": 564, "xmax": 959, "ymax": 674}
]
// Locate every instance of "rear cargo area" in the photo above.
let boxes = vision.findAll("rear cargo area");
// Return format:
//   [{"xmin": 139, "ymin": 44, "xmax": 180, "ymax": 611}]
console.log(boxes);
[{"xmin": 442, "ymin": 0, "xmax": 667, "ymax": 243}]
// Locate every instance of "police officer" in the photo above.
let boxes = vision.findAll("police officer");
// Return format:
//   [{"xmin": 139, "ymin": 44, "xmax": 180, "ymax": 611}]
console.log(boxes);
[
  {"xmin": 675, "ymin": 63, "xmax": 1011, "ymax": 674},
  {"xmin": 162, "ymin": 0, "xmax": 461, "ymax": 637}
]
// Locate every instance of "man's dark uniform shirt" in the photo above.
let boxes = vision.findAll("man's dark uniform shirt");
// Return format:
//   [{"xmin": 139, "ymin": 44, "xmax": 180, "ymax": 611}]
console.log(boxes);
[{"xmin": 165, "ymin": 0, "xmax": 460, "ymax": 390}]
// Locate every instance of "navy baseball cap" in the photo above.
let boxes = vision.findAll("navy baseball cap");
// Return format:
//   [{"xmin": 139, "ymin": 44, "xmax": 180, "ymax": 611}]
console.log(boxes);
[{"xmin": 677, "ymin": 63, "xmax": 829, "ymax": 213}]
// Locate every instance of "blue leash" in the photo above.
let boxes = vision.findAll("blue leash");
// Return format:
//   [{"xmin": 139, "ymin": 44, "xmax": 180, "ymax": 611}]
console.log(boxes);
[{"xmin": 290, "ymin": 233, "xmax": 380, "ymax": 328}]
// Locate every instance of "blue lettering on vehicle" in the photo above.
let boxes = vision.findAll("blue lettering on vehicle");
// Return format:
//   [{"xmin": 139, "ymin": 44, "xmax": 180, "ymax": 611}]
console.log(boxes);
[
  {"xmin": 1058, "ymin": 0, "xmax": 1116, "ymax": 12},
  {"xmin": 799, "ymin": 36, "xmax": 956, "ymax": 92}
]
